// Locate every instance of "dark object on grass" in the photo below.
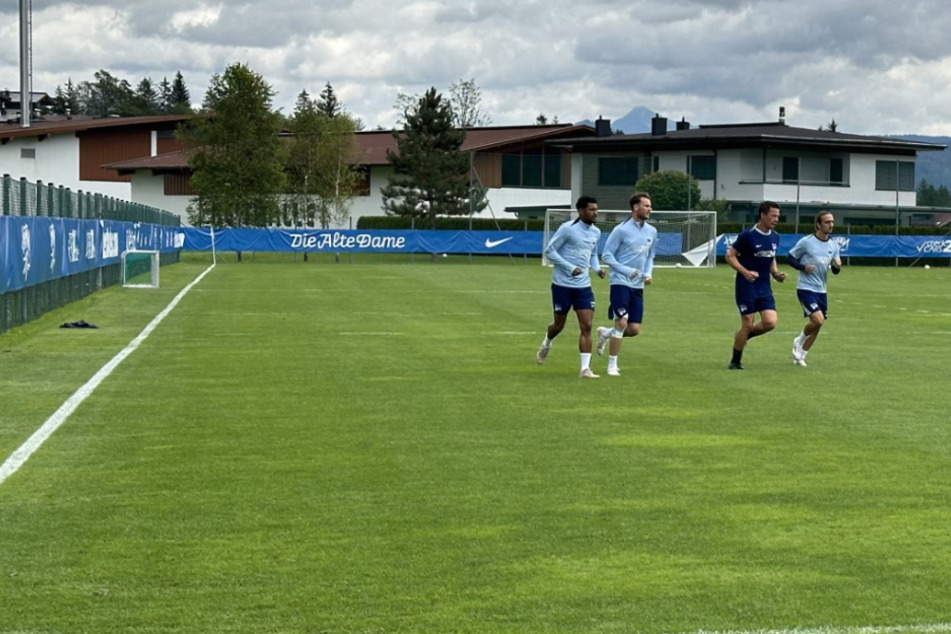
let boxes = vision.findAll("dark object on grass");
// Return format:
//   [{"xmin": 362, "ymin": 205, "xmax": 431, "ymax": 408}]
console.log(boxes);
[{"xmin": 60, "ymin": 320, "xmax": 98, "ymax": 329}]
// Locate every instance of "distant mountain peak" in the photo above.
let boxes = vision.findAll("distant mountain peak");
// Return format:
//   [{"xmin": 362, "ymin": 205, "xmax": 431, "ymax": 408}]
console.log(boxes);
[{"xmin": 577, "ymin": 106, "xmax": 677, "ymax": 134}]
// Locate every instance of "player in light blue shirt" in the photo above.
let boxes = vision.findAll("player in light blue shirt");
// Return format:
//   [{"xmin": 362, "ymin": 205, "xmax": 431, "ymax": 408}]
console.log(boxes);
[
  {"xmin": 787, "ymin": 210, "xmax": 843, "ymax": 366},
  {"xmin": 536, "ymin": 195, "xmax": 607, "ymax": 378},
  {"xmin": 595, "ymin": 192, "xmax": 657, "ymax": 376}
]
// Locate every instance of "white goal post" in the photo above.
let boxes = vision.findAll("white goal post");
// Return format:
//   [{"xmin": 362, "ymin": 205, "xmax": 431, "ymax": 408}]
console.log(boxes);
[
  {"xmin": 542, "ymin": 209, "xmax": 718, "ymax": 268},
  {"xmin": 121, "ymin": 250, "xmax": 161, "ymax": 288}
]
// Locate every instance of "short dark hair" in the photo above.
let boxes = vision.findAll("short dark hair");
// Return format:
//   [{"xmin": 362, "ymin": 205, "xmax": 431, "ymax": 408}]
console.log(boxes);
[
  {"xmin": 757, "ymin": 200, "xmax": 780, "ymax": 217},
  {"xmin": 629, "ymin": 192, "xmax": 651, "ymax": 208},
  {"xmin": 576, "ymin": 195, "xmax": 597, "ymax": 211}
]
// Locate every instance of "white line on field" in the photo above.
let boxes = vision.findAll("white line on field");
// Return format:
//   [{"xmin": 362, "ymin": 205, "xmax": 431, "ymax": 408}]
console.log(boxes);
[
  {"xmin": 0, "ymin": 263, "xmax": 217, "ymax": 488},
  {"xmin": 677, "ymin": 623, "xmax": 951, "ymax": 634}
]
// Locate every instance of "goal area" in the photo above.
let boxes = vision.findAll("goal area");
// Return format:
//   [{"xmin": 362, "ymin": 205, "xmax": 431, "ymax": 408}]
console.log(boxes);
[
  {"xmin": 121, "ymin": 250, "xmax": 161, "ymax": 288},
  {"xmin": 542, "ymin": 209, "xmax": 717, "ymax": 268}
]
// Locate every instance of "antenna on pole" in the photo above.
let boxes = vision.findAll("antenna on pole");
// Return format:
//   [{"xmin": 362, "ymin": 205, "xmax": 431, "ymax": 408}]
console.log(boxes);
[{"xmin": 19, "ymin": 0, "xmax": 32, "ymax": 128}]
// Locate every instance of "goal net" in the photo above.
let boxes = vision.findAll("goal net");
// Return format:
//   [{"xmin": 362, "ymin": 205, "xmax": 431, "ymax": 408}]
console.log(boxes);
[
  {"xmin": 121, "ymin": 250, "xmax": 161, "ymax": 288},
  {"xmin": 542, "ymin": 209, "xmax": 717, "ymax": 268}
]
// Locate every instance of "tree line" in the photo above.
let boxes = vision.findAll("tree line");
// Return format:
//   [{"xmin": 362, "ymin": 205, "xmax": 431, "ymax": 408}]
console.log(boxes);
[
  {"xmin": 49, "ymin": 70, "xmax": 192, "ymax": 117},
  {"xmin": 177, "ymin": 63, "xmax": 491, "ymax": 232}
]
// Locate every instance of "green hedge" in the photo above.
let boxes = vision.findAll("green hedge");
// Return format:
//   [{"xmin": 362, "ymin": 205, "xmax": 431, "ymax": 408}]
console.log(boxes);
[
  {"xmin": 357, "ymin": 216, "xmax": 546, "ymax": 231},
  {"xmin": 720, "ymin": 222, "xmax": 949, "ymax": 235},
  {"xmin": 359, "ymin": 216, "xmax": 949, "ymax": 235}
]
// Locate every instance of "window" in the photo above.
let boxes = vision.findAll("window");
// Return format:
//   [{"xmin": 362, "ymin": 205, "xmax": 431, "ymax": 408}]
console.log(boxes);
[
  {"xmin": 522, "ymin": 151, "xmax": 542, "ymax": 187},
  {"xmin": 21, "ymin": 148, "xmax": 36, "ymax": 159},
  {"xmin": 689, "ymin": 156, "xmax": 716, "ymax": 180},
  {"xmin": 875, "ymin": 160, "xmax": 915, "ymax": 191},
  {"xmin": 830, "ymin": 158, "xmax": 844, "ymax": 184},
  {"xmin": 782, "ymin": 157, "xmax": 799, "ymax": 183},
  {"xmin": 543, "ymin": 152, "xmax": 562, "ymax": 188},
  {"xmin": 501, "ymin": 154, "xmax": 521, "ymax": 187},
  {"xmin": 501, "ymin": 150, "xmax": 563, "ymax": 188},
  {"xmin": 598, "ymin": 157, "xmax": 639, "ymax": 186}
]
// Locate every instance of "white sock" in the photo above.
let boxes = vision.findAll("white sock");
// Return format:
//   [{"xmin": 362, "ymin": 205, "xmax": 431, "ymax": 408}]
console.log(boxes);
[
  {"xmin": 541, "ymin": 336, "xmax": 552, "ymax": 349},
  {"xmin": 608, "ymin": 355, "xmax": 619, "ymax": 370},
  {"xmin": 795, "ymin": 332, "xmax": 806, "ymax": 347},
  {"xmin": 580, "ymin": 352, "xmax": 592, "ymax": 370}
]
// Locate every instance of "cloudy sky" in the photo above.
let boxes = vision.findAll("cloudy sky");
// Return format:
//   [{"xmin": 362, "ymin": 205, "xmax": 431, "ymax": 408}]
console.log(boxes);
[{"xmin": 3, "ymin": 0, "xmax": 951, "ymax": 135}]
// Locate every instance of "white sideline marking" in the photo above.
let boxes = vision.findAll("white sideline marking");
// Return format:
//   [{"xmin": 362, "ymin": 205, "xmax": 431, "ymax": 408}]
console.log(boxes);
[
  {"xmin": 678, "ymin": 623, "xmax": 951, "ymax": 634},
  {"xmin": 0, "ymin": 263, "xmax": 216, "ymax": 488}
]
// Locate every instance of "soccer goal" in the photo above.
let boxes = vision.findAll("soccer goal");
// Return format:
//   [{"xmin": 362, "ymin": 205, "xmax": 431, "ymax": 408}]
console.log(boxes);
[
  {"xmin": 542, "ymin": 209, "xmax": 718, "ymax": 268},
  {"xmin": 121, "ymin": 250, "xmax": 161, "ymax": 288}
]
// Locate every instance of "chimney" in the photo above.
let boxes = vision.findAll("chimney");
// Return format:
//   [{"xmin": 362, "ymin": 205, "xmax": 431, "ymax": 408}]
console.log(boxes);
[
  {"xmin": 595, "ymin": 116, "xmax": 612, "ymax": 137},
  {"xmin": 675, "ymin": 117, "xmax": 690, "ymax": 131},
  {"xmin": 779, "ymin": 106, "xmax": 786, "ymax": 124},
  {"xmin": 651, "ymin": 113, "xmax": 667, "ymax": 136}
]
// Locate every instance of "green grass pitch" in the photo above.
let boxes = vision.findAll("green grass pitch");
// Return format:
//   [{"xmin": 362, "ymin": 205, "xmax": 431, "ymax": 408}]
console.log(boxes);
[{"xmin": 1, "ymin": 254, "xmax": 950, "ymax": 633}]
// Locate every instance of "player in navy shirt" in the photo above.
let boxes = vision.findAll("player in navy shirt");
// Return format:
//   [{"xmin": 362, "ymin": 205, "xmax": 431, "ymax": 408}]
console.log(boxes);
[{"xmin": 725, "ymin": 201, "xmax": 787, "ymax": 369}]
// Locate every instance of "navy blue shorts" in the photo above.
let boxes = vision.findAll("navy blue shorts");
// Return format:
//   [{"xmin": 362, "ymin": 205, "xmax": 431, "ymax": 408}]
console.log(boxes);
[
  {"xmin": 734, "ymin": 281, "xmax": 776, "ymax": 315},
  {"xmin": 797, "ymin": 289, "xmax": 828, "ymax": 318},
  {"xmin": 551, "ymin": 284, "xmax": 596, "ymax": 315},
  {"xmin": 608, "ymin": 286, "xmax": 644, "ymax": 323}
]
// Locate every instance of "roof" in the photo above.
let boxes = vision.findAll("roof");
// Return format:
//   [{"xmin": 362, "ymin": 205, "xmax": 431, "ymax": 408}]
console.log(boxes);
[
  {"xmin": 354, "ymin": 123, "xmax": 595, "ymax": 165},
  {"xmin": 554, "ymin": 121, "xmax": 946, "ymax": 154},
  {"xmin": 0, "ymin": 91, "xmax": 52, "ymax": 105},
  {"xmin": 0, "ymin": 114, "xmax": 191, "ymax": 143},
  {"xmin": 104, "ymin": 123, "xmax": 597, "ymax": 174},
  {"xmin": 104, "ymin": 149, "xmax": 196, "ymax": 174}
]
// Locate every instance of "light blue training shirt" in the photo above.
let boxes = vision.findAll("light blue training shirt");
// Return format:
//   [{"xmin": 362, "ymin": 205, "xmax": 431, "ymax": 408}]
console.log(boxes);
[
  {"xmin": 601, "ymin": 218, "xmax": 658, "ymax": 288},
  {"xmin": 545, "ymin": 218, "xmax": 602, "ymax": 288},
  {"xmin": 788, "ymin": 234, "xmax": 842, "ymax": 293}
]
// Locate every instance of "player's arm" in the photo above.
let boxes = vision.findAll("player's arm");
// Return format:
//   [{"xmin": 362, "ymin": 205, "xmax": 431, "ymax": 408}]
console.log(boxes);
[
  {"xmin": 544, "ymin": 228, "xmax": 574, "ymax": 274},
  {"xmin": 726, "ymin": 246, "xmax": 756, "ymax": 282},
  {"xmin": 831, "ymin": 245, "xmax": 842, "ymax": 274},
  {"xmin": 643, "ymin": 232, "xmax": 658, "ymax": 284},
  {"xmin": 770, "ymin": 258, "xmax": 787, "ymax": 282},
  {"xmin": 601, "ymin": 230, "xmax": 632, "ymax": 278},
  {"xmin": 590, "ymin": 248, "xmax": 606, "ymax": 279}
]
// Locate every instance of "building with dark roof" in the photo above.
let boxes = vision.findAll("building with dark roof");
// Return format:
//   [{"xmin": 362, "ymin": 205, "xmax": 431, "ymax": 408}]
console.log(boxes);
[
  {"xmin": 553, "ymin": 113, "xmax": 946, "ymax": 225},
  {"xmin": 103, "ymin": 123, "xmax": 597, "ymax": 225},
  {"xmin": 0, "ymin": 114, "xmax": 190, "ymax": 200}
]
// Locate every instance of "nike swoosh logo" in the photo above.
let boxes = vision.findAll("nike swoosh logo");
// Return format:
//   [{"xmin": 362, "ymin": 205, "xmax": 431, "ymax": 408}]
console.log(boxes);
[{"xmin": 485, "ymin": 237, "xmax": 513, "ymax": 248}]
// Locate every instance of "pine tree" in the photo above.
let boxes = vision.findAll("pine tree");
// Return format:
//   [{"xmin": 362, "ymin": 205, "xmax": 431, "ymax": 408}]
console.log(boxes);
[
  {"xmin": 316, "ymin": 83, "xmax": 341, "ymax": 118},
  {"xmin": 380, "ymin": 87, "xmax": 487, "ymax": 228},
  {"xmin": 132, "ymin": 77, "xmax": 160, "ymax": 115},
  {"xmin": 170, "ymin": 71, "xmax": 191, "ymax": 113},
  {"xmin": 158, "ymin": 77, "xmax": 172, "ymax": 113}
]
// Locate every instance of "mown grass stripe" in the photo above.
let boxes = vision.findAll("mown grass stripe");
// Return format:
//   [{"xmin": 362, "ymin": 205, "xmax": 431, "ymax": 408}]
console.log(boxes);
[{"xmin": 0, "ymin": 263, "xmax": 215, "ymax": 487}]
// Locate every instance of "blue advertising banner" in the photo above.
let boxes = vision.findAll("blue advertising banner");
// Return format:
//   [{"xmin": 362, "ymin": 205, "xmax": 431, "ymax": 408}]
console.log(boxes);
[
  {"xmin": 715, "ymin": 233, "xmax": 951, "ymax": 259},
  {"xmin": 177, "ymin": 227, "xmax": 951, "ymax": 260},
  {"xmin": 180, "ymin": 228, "xmax": 543, "ymax": 255},
  {"xmin": 1, "ymin": 216, "xmax": 180, "ymax": 294}
]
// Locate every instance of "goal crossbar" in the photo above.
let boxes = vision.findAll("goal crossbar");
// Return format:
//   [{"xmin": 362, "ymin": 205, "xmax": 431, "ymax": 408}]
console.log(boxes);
[{"xmin": 542, "ymin": 209, "xmax": 717, "ymax": 268}]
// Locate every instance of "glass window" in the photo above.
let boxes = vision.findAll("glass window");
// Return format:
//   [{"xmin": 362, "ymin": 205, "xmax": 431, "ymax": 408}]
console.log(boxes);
[
  {"xmin": 782, "ymin": 157, "xmax": 799, "ymax": 183},
  {"xmin": 598, "ymin": 157, "xmax": 639, "ymax": 187},
  {"xmin": 501, "ymin": 154, "xmax": 521, "ymax": 187},
  {"xmin": 689, "ymin": 156, "xmax": 716, "ymax": 180},
  {"xmin": 830, "ymin": 158, "xmax": 843, "ymax": 184},
  {"xmin": 876, "ymin": 160, "xmax": 915, "ymax": 191},
  {"xmin": 522, "ymin": 151, "xmax": 542, "ymax": 187},
  {"xmin": 543, "ymin": 152, "xmax": 562, "ymax": 188}
]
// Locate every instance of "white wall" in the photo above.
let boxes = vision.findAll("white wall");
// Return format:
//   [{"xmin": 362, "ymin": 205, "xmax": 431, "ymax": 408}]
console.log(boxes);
[
  {"xmin": 128, "ymin": 172, "xmax": 192, "ymax": 221},
  {"xmin": 345, "ymin": 165, "xmax": 572, "ymax": 227},
  {"xmin": 0, "ymin": 133, "xmax": 131, "ymax": 198}
]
